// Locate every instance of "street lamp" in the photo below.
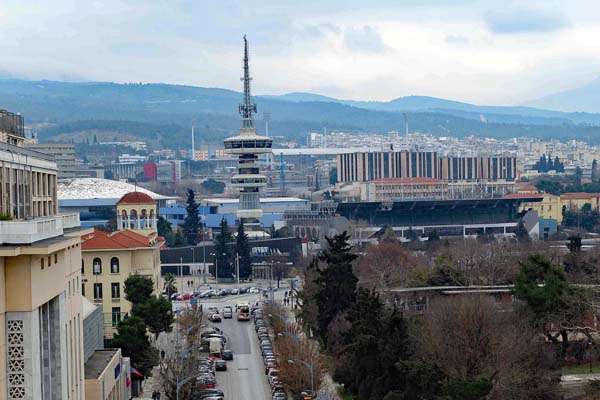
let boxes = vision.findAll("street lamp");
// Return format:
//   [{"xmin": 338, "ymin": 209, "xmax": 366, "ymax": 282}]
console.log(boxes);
[
  {"xmin": 287, "ymin": 359, "xmax": 314, "ymax": 394},
  {"xmin": 209, "ymin": 252, "xmax": 227, "ymax": 292}
]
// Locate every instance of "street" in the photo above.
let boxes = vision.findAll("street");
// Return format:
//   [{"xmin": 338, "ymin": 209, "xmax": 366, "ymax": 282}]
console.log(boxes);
[{"xmin": 196, "ymin": 292, "xmax": 272, "ymax": 400}]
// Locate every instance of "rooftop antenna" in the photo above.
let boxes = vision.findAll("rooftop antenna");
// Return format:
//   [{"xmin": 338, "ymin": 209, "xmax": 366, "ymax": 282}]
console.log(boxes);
[{"xmin": 239, "ymin": 34, "xmax": 257, "ymax": 130}]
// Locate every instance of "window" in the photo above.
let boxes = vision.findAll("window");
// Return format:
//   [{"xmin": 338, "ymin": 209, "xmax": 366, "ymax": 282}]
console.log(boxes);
[
  {"xmin": 93, "ymin": 283, "xmax": 103, "ymax": 300},
  {"xmin": 93, "ymin": 258, "xmax": 102, "ymax": 275},
  {"xmin": 81, "ymin": 259, "xmax": 84, "ymax": 275},
  {"xmin": 111, "ymin": 283, "xmax": 120, "ymax": 299},
  {"xmin": 110, "ymin": 257, "xmax": 120, "ymax": 274},
  {"xmin": 111, "ymin": 307, "xmax": 121, "ymax": 326},
  {"xmin": 82, "ymin": 283, "xmax": 85, "ymax": 296},
  {"xmin": 54, "ymin": 254, "xmax": 58, "ymax": 264},
  {"xmin": 41, "ymin": 258, "xmax": 45, "ymax": 270}
]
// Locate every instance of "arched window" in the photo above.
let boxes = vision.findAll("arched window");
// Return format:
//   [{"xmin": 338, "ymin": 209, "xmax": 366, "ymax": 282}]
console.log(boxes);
[
  {"xmin": 141, "ymin": 209, "xmax": 148, "ymax": 229},
  {"xmin": 149, "ymin": 209, "xmax": 155, "ymax": 228},
  {"xmin": 110, "ymin": 257, "xmax": 120, "ymax": 274},
  {"xmin": 81, "ymin": 259, "xmax": 84, "ymax": 274},
  {"xmin": 130, "ymin": 209, "xmax": 138, "ymax": 229},
  {"xmin": 121, "ymin": 210, "xmax": 128, "ymax": 229},
  {"xmin": 92, "ymin": 257, "xmax": 102, "ymax": 275}
]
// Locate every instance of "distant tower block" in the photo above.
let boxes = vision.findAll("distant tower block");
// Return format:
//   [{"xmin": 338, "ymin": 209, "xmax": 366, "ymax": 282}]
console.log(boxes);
[{"xmin": 224, "ymin": 36, "xmax": 273, "ymax": 228}]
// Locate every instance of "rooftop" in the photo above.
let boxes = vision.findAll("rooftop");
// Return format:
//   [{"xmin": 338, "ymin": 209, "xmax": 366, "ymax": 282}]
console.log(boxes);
[
  {"xmin": 58, "ymin": 178, "xmax": 171, "ymax": 201},
  {"xmin": 117, "ymin": 191, "xmax": 155, "ymax": 205},
  {"xmin": 84, "ymin": 349, "xmax": 120, "ymax": 380},
  {"xmin": 82, "ymin": 229, "xmax": 161, "ymax": 250},
  {"xmin": 561, "ymin": 193, "xmax": 600, "ymax": 200}
]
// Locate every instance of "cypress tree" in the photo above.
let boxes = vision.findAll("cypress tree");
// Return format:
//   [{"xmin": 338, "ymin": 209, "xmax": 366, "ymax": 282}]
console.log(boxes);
[
  {"xmin": 315, "ymin": 231, "xmax": 358, "ymax": 343},
  {"xmin": 235, "ymin": 222, "xmax": 253, "ymax": 279},
  {"xmin": 214, "ymin": 217, "xmax": 233, "ymax": 279},
  {"xmin": 183, "ymin": 189, "xmax": 201, "ymax": 245}
]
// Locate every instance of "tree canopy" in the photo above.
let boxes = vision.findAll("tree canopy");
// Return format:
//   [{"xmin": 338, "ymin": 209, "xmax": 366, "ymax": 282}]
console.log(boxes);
[
  {"xmin": 236, "ymin": 221, "xmax": 252, "ymax": 279},
  {"xmin": 182, "ymin": 188, "xmax": 201, "ymax": 245}
]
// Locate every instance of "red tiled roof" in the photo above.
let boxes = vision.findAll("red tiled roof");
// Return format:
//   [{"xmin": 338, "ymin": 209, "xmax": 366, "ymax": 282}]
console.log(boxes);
[
  {"xmin": 82, "ymin": 229, "xmax": 153, "ymax": 250},
  {"xmin": 561, "ymin": 193, "xmax": 600, "ymax": 200},
  {"xmin": 117, "ymin": 191, "xmax": 154, "ymax": 204},
  {"xmin": 503, "ymin": 193, "xmax": 544, "ymax": 199},
  {"xmin": 372, "ymin": 177, "xmax": 443, "ymax": 184}
]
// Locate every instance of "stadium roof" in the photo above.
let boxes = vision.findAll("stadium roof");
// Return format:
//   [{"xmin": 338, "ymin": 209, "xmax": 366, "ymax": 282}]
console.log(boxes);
[{"xmin": 58, "ymin": 178, "xmax": 172, "ymax": 201}]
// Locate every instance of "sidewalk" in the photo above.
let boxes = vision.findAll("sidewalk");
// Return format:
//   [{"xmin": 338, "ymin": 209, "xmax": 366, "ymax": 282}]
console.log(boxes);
[{"xmin": 133, "ymin": 365, "xmax": 163, "ymax": 399}]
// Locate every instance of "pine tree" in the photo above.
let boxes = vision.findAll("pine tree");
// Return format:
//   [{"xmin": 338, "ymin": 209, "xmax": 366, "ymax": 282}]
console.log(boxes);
[
  {"xmin": 555, "ymin": 156, "xmax": 565, "ymax": 173},
  {"xmin": 236, "ymin": 222, "xmax": 253, "ymax": 279},
  {"xmin": 515, "ymin": 219, "xmax": 530, "ymax": 243},
  {"xmin": 213, "ymin": 217, "xmax": 233, "ymax": 279},
  {"xmin": 315, "ymin": 231, "xmax": 358, "ymax": 343},
  {"xmin": 183, "ymin": 189, "xmax": 201, "ymax": 245}
]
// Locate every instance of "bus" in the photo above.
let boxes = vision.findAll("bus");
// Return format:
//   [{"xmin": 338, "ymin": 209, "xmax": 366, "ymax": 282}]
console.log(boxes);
[{"xmin": 237, "ymin": 304, "xmax": 250, "ymax": 321}]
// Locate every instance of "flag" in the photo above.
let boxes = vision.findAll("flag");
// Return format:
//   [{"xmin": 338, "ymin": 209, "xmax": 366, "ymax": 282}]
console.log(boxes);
[{"xmin": 131, "ymin": 368, "xmax": 144, "ymax": 378}]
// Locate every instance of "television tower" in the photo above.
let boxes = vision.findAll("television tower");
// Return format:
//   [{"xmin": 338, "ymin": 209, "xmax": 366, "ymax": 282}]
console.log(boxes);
[{"xmin": 224, "ymin": 36, "xmax": 272, "ymax": 229}]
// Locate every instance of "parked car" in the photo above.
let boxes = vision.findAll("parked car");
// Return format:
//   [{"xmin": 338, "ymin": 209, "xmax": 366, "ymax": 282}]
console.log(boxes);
[
  {"xmin": 209, "ymin": 313, "xmax": 222, "ymax": 322},
  {"xmin": 215, "ymin": 359, "xmax": 227, "ymax": 371},
  {"xmin": 222, "ymin": 349, "xmax": 233, "ymax": 360},
  {"xmin": 222, "ymin": 306, "xmax": 233, "ymax": 319},
  {"xmin": 176, "ymin": 293, "xmax": 191, "ymax": 301},
  {"xmin": 249, "ymin": 287, "xmax": 260, "ymax": 293},
  {"xmin": 200, "ymin": 289, "xmax": 216, "ymax": 298},
  {"xmin": 240, "ymin": 287, "xmax": 249, "ymax": 294}
]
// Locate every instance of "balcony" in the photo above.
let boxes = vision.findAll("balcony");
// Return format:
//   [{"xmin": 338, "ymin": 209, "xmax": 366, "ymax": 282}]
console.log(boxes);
[{"xmin": 0, "ymin": 212, "xmax": 80, "ymax": 245}]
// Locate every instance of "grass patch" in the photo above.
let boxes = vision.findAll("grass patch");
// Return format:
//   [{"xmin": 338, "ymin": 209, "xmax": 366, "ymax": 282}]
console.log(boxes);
[
  {"xmin": 563, "ymin": 363, "xmax": 600, "ymax": 375},
  {"xmin": 337, "ymin": 385, "xmax": 354, "ymax": 400}
]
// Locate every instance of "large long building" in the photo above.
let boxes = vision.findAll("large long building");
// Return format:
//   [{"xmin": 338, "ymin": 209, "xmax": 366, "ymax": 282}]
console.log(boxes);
[
  {"xmin": 337, "ymin": 150, "xmax": 517, "ymax": 183},
  {"xmin": 0, "ymin": 109, "xmax": 88, "ymax": 400}
]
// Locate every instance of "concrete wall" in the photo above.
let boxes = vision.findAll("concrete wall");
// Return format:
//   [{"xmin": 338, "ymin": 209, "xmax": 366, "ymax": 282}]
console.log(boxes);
[
  {"xmin": 83, "ymin": 305, "xmax": 104, "ymax": 362},
  {"xmin": 84, "ymin": 350, "xmax": 123, "ymax": 400}
]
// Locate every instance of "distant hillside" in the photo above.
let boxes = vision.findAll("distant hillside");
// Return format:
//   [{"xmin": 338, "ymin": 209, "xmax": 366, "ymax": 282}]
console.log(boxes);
[
  {"xmin": 525, "ymin": 77, "xmax": 600, "ymax": 113},
  {"xmin": 2, "ymin": 79, "xmax": 600, "ymax": 149}
]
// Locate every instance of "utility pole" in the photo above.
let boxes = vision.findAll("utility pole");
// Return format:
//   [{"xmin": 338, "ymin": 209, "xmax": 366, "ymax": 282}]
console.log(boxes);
[
  {"xmin": 191, "ymin": 119, "xmax": 196, "ymax": 161},
  {"xmin": 235, "ymin": 253, "xmax": 240, "ymax": 295}
]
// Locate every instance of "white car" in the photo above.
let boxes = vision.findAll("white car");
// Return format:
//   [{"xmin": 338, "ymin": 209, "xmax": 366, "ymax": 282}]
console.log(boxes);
[{"xmin": 249, "ymin": 287, "xmax": 260, "ymax": 294}]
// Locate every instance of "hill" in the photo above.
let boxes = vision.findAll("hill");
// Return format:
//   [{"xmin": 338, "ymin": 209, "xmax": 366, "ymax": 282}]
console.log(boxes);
[
  {"xmin": 2, "ymin": 79, "xmax": 600, "ymax": 149},
  {"xmin": 525, "ymin": 77, "xmax": 600, "ymax": 113}
]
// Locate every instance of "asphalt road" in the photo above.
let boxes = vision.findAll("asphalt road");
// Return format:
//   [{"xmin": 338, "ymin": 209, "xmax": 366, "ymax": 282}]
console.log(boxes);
[{"xmin": 202, "ymin": 294, "xmax": 272, "ymax": 400}]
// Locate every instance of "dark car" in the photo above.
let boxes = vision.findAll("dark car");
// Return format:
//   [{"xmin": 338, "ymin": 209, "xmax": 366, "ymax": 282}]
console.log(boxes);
[
  {"xmin": 195, "ymin": 389, "xmax": 224, "ymax": 398},
  {"xmin": 222, "ymin": 349, "xmax": 233, "ymax": 360},
  {"xmin": 215, "ymin": 359, "xmax": 227, "ymax": 371}
]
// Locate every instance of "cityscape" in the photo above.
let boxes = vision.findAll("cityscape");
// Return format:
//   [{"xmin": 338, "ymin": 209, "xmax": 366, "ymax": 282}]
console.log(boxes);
[{"xmin": 3, "ymin": 2, "xmax": 600, "ymax": 400}]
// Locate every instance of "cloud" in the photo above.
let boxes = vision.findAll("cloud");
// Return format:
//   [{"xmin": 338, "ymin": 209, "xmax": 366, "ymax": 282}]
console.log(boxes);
[
  {"xmin": 343, "ymin": 25, "xmax": 387, "ymax": 52},
  {"xmin": 445, "ymin": 35, "xmax": 469, "ymax": 45},
  {"xmin": 485, "ymin": 10, "xmax": 570, "ymax": 34}
]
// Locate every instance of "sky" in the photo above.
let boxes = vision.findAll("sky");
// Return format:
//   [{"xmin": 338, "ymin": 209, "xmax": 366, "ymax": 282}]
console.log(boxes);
[{"xmin": 0, "ymin": 0, "xmax": 600, "ymax": 105}]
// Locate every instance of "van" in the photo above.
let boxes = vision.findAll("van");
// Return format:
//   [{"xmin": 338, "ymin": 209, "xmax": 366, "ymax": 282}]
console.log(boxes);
[{"xmin": 209, "ymin": 340, "xmax": 223, "ymax": 358}]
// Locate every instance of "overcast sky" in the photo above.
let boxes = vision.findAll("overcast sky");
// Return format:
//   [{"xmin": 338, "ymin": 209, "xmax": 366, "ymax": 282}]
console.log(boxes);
[{"xmin": 1, "ymin": 0, "xmax": 599, "ymax": 105}]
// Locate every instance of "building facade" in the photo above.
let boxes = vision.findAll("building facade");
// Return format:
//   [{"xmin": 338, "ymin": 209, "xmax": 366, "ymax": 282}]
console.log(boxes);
[
  {"xmin": 81, "ymin": 193, "xmax": 163, "ymax": 338},
  {"xmin": 337, "ymin": 150, "xmax": 517, "ymax": 183},
  {"xmin": 24, "ymin": 143, "xmax": 78, "ymax": 179},
  {"xmin": 0, "ymin": 110, "xmax": 87, "ymax": 400}
]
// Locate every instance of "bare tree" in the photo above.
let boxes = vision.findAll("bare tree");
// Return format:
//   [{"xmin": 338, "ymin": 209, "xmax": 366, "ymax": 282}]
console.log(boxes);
[
  {"xmin": 355, "ymin": 242, "xmax": 420, "ymax": 290},
  {"xmin": 415, "ymin": 295, "xmax": 558, "ymax": 400}
]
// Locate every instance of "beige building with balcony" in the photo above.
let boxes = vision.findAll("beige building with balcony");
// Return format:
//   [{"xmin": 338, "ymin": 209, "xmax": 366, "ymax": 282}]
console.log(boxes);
[
  {"xmin": 0, "ymin": 109, "xmax": 88, "ymax": 400},
  {"xmin": 82, "ymin": 192, "xmax": 163, "ymax": 338}
]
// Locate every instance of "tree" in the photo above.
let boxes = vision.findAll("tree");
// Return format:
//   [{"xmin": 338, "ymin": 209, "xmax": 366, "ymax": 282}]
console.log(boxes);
[
  {"xmin": 112, "ymin": 316, "xmax": 158, "ymax": 377},
  {"xmin": 515, "ymin": 219, "xmax": 531, "ymax": 243},
  {"xmin": 555, "ymin": 156, "xmax": 565, "ymax": 173},
  {"xmin": 315, "ymin": 232, "xmax": 358, "ymax": 344},
  {"xmin": 514, "ymin": 254, "xmax": 592, "ymax": 358},
  {"xmin": 355, "ymin": 241, "xmax": 418, "ymax": 290},
  {"xmin": 132, "ymin": 296, "xmax": 174, "ymax": 339},
  {"xmin": 164, "ymin": 272, "xmax": 177, "ymax": 299},
  {"xmin": 427, "ymin": 229, "xmax": 440, "ymax": 242},
  {"xmin": 157, "ymin": 216, "xmax": 172, "ymax": 237},
  {"xmin": 173, "ymin": 230, "xmax": 186, "ymax": 247},
  {"xmin": 298, "ymin": 257, "xmax": 321, "ymax": 336},
  {"xmin": 182, "ymin": 189, "xmax": 201, "ymax": 245},
  {"xmin": 414, "ymin": 296, "xmax": 558, "ymax": 400},
  {"xmin": 236, "ymin": 222, "xmax": 252, "ymax": 279},
  {"xmin": 575, "ymin": 166, "xmax": 583, "ymax": 186},
  {"xmin": 567, "ymin": 234, "xmax": 582, "ymax": 253},
  {"xmin": 200, "ymin": 178, "xmax": 225, "ymax": 194},
  {"xmin": 124, "ymin": 274, "xmax": 154, "ymax": 304},
  {"xmin": 213, "ymin": 217, "xmax": 233, "ymax": 279}
]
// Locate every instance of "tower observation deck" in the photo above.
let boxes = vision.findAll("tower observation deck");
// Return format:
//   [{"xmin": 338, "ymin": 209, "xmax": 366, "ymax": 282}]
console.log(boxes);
[{"xmin": 224, "ymin": 36, "xmax": 273, "ymax": 227}]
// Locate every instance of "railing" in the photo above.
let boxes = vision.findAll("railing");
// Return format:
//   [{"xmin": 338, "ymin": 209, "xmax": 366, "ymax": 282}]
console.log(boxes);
[
  {"xmin": 0, "ymin": 216, "xmax": 63, "ymax": 245},
  {"xmin": 60, "ymin": 212, "xmax": 80, "ymax": 229}
]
